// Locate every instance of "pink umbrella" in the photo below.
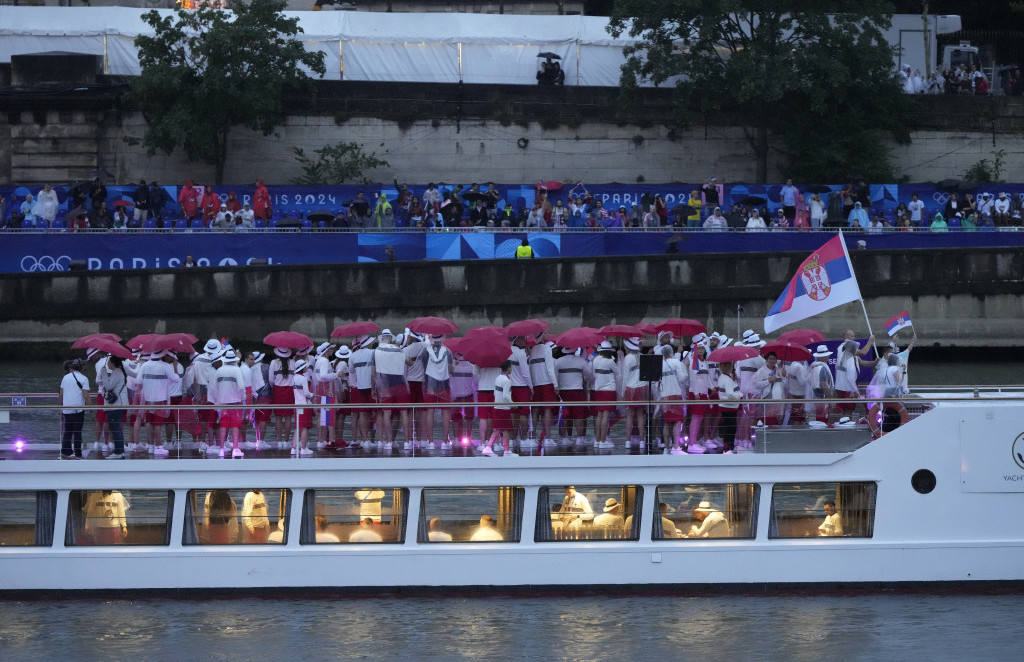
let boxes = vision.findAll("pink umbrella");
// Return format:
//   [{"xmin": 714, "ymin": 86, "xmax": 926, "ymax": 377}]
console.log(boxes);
[
  {"xmin": 777, "ymin": 329, "xmax": 826, "ymax": 346},
  {"xmin": 708, "ymin": 345, "xmax": 760, "ymax": 363},
  {"xmin": 760, "ymin": 341, "xmax": 813, "ymax": 362},
  {"xmin": 71, "ymin": 332, "xmax": 123, "ymax": 350},
  {"xmin": 141, "ymin": 334, "xmax": 196, "ymax": 354},
  {"xmin": 442, "ymin": 337, "xmax": 464, "ymax": 355},
  {"xmin": 111, "ymin": 200, "xmax": 134, "ymax": 208},
  {"xmin": 536, "ymin": 180, "xmax": 563, "ymax": 191},
  {"xmin": 549, "ymin": 327, "xmax": 605, "ymax": 349},
  {"xmin": 126, "ymin": 334, "xmax": 159, "ymax": 351},
  {"xmin": 470, "ymin": 325, "xmax": 505, "ymax": 333},
  {"xmin": 83, "ymin": 338, "xmax": 133, "ymax": 359},
  {"xmin": 505, "ymin": 319, "xmax": 551, "ymax": 337},
  {"xmin": 331, "ymin": 321, "xmax": 381, "ymax": 338},
  {"xmin": 407, "ymin": 316, "xmax": 459, "ymax": 336},
  {"xmin": 599, "ymin": 324, "xmax": 643, "ymax": 338},
  {"xmin": 264, "ymin": 331, "xmax": 314, "ymax": 349},
  {"xmin": 655, "ymin": 318, "xmax": 707, "ymax": 336},
  {"xmin": 635, "ymin": 323, "xmax": 660, "ymax": 336},
  {"xmin": 458, "ymin": 328, "xmax": 512, "ymax": 367}
]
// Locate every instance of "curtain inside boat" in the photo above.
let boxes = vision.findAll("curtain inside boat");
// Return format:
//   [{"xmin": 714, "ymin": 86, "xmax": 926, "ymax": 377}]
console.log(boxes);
[{"xmin": 34, "ymin": 490, "xmax": 56, "ymax": 546}]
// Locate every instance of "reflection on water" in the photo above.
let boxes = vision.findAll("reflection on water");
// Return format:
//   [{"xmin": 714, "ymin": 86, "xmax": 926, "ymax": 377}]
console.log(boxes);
[{"xmin": 0, "ymin": 594, "xmax": 1020, "ymax": 660}]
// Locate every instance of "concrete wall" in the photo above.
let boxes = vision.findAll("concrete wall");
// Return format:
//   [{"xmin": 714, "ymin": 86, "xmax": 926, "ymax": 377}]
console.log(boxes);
[{"xmin": 1, "ymin": 247, "xmax": 1021, "ymax": 349}]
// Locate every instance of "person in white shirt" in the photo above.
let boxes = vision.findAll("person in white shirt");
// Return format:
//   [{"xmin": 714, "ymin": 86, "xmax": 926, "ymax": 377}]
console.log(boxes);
[
  {"xmin": 238, "ymin": 203, "xmax": 255, "ymax": 225},
  {"xmin": 686, "ymin": 341, "xmax": 710, "ymax": 452},
  {"xmin": 587, "ymin": 341, "xmax": 621, "ymax": 450},
  {"xmin": 135, "ymin": 351, "xmax": 182, "ymax": 457},
  {"xmin": 528, "ymin": 337, "xmax": 559, "ymax": 446},
  {"xmin": 481, "ymin": 360, "xmax": 515, "ymax": 456},
  {"xmin": 558, "ymin": 486, "xmax": 594, "ymax": 529},
  {"xmin": 315, "ymin": 513, "xmax": 341, "ymax": 543},
  {"xmin": 292, "ymin": 360, "xmax": 316, "ymax": 456},
  {"xmin": 312, "ymin": 342, "xmax": 338, "ymax": 448},
  {"xmin": 210, "ymin": 349, "xmax": 247, "ymax": 458},
  {"xmin": 907, "ymin": 193, "xmax": 925, "ymax": 226},
  {"xmin": 703, "ymin": 206, "xmax": 728, "ymax": 230},
  {"xmin": 450, "ymin": 352, "xmax": 477, "ymax": 444},
  {"xmin": 268, "ymin": 346, "xmax": 297, "ymax": 446},
  {"xmin": 347, "ymin": 337, "xmax": 376, "ymax": 448},
  {"xmin": 328, "ymin": 346, "xmax": 351, "ymax": 448},
  {"xmin": 83, "ymin": 490, "xmax": 129, "ymax": 544},
  {"xmin": 716, "ymin": 361, "xmax": 743, "ymax": 452},
  {"xmin": 806, "ymin": 346, "xmax": 835, "ymax": 424},
  {"xmin": 427, "ymin": 518, "xmax": 453, "ymax": 542},
  {"xmin": 817, "ymin": 500, "xmax": 843, "ymax": 536},
  {"xmin": 374, "ymin": 329, "xmax": 411, "ymax": 450},
  {"xmin": 507, "ymin": 338, "xmax": 534, "ymax": 443},
  {"xmin": 686, "ymin": 501, "xmax": 731, "ymax": 538},
  {"xmin": 35, "ymin": 184, "xmax": 59, "ymax": 225},
  {"xmin": 593, "ymin": 498, "xmax": 625, "ymax": 529},
  {"xmin": 402, "ymin": 331, "xmax": 429, "ymax": 444},
  {"xmin": 753, "ymin": 351, "xmax": 787, "ymax": 426},
  {"xmin": 349, "ymin": 517, "xmax": 384, "ymax": 543},
  {"xmin": 555, "ymin": 347, "xmax": 588, "ymax": 445},
  {"xmin": 60, "ymin": 359, "xmax": 91, "ymax": 459},
  {"xmin": 474, "ymin": 361, "xmax": 501, "ymax": 448},
  {"xmin": 241, "ymin": 489, "xmax": 270, "ymax": 543},
  {"xmin": 470, "ymin": 515, "xmax": 504, "ymax": 542},
  {"xmin": 418, "ymin": 336, "xmax": 454, "ymax": 448},
  {"xmin": 191, "ymin": 339, "xmax": 222, "ymax": 448},
  {"xmin": 355, "ymin": 488, "xmax": 386, "ymax": 522},
  {"xmin": 783, "ymin": 359, "xmax": 807, "ymax": 425},
  {"xmin": 745, "ymin": 208, "xmax": 768, "ymax": 231},
  {"xmin": 620, "ymin": 337, "xmax": 646, "ymax": 447},
  {"xmin": 87, "ymin": 349, "xmax": 111, "ymax": 453},
  {"xmin": 659, "ymin": 345, "xmax": 689, "ymax": 454}
]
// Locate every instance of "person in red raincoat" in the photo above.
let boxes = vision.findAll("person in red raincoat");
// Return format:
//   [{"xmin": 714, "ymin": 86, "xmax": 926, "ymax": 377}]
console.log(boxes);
[
  {"xmin": 201, "ymin": 186, "xmax": 220, "ymax": 225},
  {"xmin": 225, "ymin": 191, "xmax": 242, "ymax": 214},
  {"xmin": 252, "ymin": 178, "xmax": 272, "ymax": 220},
  {"xmin": 178, "ymin": 179, "xmax": 200, "ymax": 221}
]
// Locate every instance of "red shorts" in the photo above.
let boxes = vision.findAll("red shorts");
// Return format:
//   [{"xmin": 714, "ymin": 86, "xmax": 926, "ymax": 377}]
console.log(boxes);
[
  {"xmin": 661, "ymin": 394, "xmax": 686, "ymax": 422},
  {"xmin": 532, "ymin": 383, "xmax": 558, "ymax": 412},
  {"xmin": 450, "ymin": 394, "xmax": 475, "ymax": 421},
  {"xmin": 144, "ymin": 402, "xmax": 170, "ymax": 424},
  {"xmin": 272, "ymin": 385, "xmax": 294, "ymax": 417},
  {"xmin": 95, "ymin": 393, "xmax": 107, "ymax": 423},
  {"xmin": 511, "ymin": 386, "xmax": 531, "ymax": 414},
  {"xmin": 491, "ymin": 407, "xmax": 513, "ymax": 431},
  {"xmin": 298, "ymin": 409, "xmax": 314, "ymax": 429},
  {"xmin": 378, "ymin": 382, "xmax": 410, "ymax": 411},
  {"xmin": 199, "ymin": 404, "xmax": 217, "ymax": 424},
  {"xmin": 624, "ymin": 385, "xmax": 648, "ymax": 410},
  {"xmin": 707, "ymin": 388, "xmax": 720, "ymax": 415},
  {"xmin": 560, "ymin": 389, "xmax": 588, "ymax": 420},
  {"xmin": 349, "ymin": 386, "xmax": 373, "ymax": 414},
  {"xmin": 687, "ymin": 392, "xmax": 709, "ymax": 416},
  {"xmin": 219, "ymin": 407, "xmax": 243, "ymax": 428},
  {"xmin": 835, "ymin": 389, "xmax": 857, "ymax": 412},
  {"xmin": 423, "ymin": 388, "xmax": 452, "ymax": 404},
  {"xmin": 476, "ymin": 390, "xmax": 495, "ymax": 419},
  {"xmin": 590, "ymin": 389, "xmax": 617, "ymax": 412},
  {"xmin": 408, "ymin": 381, "xmax": 424, "ymax": 403},
  {"xmin": 254, "ymin": 395, "xmax": 272, "ymax": 423}
]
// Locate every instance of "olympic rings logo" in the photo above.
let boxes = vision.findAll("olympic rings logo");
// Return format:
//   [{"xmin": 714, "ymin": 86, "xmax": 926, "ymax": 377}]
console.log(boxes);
[{"xmin": 20, "ymin": 255, "xmax": 72, "ymax": 272}]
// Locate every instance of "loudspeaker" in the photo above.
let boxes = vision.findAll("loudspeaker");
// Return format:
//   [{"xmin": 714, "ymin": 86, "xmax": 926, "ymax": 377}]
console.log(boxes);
[
  {"xmin": 68, "ymin": 259, "xmax": 88, "ymax": 271},
  {"xmin": 249, "ymin": 258, "xmax": 269, "ymax": 266},
  {"xmin": 638, "ymin": 354, "xmax": 661, "ymax": 382}
]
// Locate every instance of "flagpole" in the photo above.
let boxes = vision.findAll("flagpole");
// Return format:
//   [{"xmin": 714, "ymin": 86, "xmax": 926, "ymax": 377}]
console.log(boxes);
[{"xmin": 839, "ymin": 229, "xmax": 879, "ymax": 359}]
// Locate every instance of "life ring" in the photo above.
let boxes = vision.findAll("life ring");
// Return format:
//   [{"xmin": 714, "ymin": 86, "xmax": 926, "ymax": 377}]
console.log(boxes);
[
  {"xmin": 517, "ymin": 137, "xmax": 529, "ymax": 149},
  {"xmin": 866, "ymin": 401, "xmax": 910, "ymax": 439}
]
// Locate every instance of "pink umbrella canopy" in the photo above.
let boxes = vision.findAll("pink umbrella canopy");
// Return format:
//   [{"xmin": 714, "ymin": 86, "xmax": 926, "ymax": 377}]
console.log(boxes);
[
  {"xmin": 141, "ymin": 333, "xmax": 196, "ymax": 354},
  {"xmin": 505, "ymin": 319, "xmax": 551, "ymax": 338},
  {"xmin": 655, "ymin": 318, "xmax": 707, "ymax": 337},
  {"xmin": 599, "ymin": 324, "xmax": 643, "ymax": 338},
  {"xmin": 708, "ymin": 345, "xmax": 760, "ymax": 363},
  {"xmin": 635, "ymin": 323, "xmax": 660, "ymax": 336},
  {"xmin": 458, "ymin": 328, "xmax": 513, "ymax": 367},
  {"xmin": 407, "ymin": 316, "xmax": 459, "ymax": 336},
  {"xmin": 331, "ymin": 321, "xmax": 381, "ymax": 338},
  {"xmin": 264, "ymin": 331, "xmax": 314, "ymax": 349},
  {"xmin": 776, "ymin": 329, "xmax": 826, "ymax": 346},
  {"xmin": 110, "ymin": 199, "xmax": 133, "ymax": 208},
  {"xmin": 126, "ymin": 334, "xmax": 159, "ymax": 351},
  {"xmin": 760, "ymin": 341, "xmax": 813, "ymax": 362},
  {"xmin": 83, "ymin": 338, "xmax": 133, "ymax": 359},
  {"xmin": 442, "ymin": 337, "xmax": 464, "ymax": 355},
  {"xmin": 549, "ymin": 327, "xmax": 605, "ymax": 349},
  {"xmin": 71, "ymin": 332, "xmax": 123, "ymax": 350}
]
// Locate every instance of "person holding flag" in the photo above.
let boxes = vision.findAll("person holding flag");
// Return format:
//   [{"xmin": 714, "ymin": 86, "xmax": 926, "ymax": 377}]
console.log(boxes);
[{"xmin": 885, "ymin": 311, "xmax": 917, "ymax": 390}]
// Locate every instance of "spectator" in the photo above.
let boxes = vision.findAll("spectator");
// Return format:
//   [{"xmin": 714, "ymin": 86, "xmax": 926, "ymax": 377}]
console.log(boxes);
[
  {"xmin": 345, "ymin": 191, "xmax": 371, "ymax": 228},
  {"xmin": 745, "ymin": 208, "xmax": 767, "ymax": 232},
  {"xmin": 201, "ymin": 186, "xmax": 220, "ymax": 225},
  {"xmin": 239, "ymin": 203, "xmax": 255, "ymax": 226},
  {"xmin": 779, "ymin": 178, "xmax": 799, "ymax": 222},
  {"xmin": 907, "ymin": 192, "xmax": 925, "ymax": 226},
  {"xmin": 252, "ymin": 178, "xmax": 272, "ymax": 220},
  {"xmin": 686, "ymin": 190, "xmax": 702, "ymax": 228},
  {"xmin": 91, "ymin": 201, "xmax": 113, "ymax": 230},
  {"xmin": 993, "ymin": 192, "xmax": 1012, "ymax": 226},
  {"xmin": 112, "ymin": 207, "xmax": 128, "ymax": 231},
  {"xmin": 132, "ymin": 179, "xmax": 150, "ymax": 224},
  {"xmin": 701, "ymin": 177, "xmax": 723, "ymax": 216},
  {"xmin": 654, "ymin": 195, "xmax": 668, "ymax": 226},
  {"xmin": 89, "ymin": 178, "xmax": 108, "ymax": 217},
  {"xmin": 726, "ymin": 203, "xmax": 746, "ymax": 229},
  {"xmin": 929, "ymin": 212, "xmax": 949, "ymax": 232},
  {"xmin": 35, "ymin": 184, "xmax": 59, "ymax": 226},
  {"xmin": 149, "ymin": 181, "xmax": 171, "ymax": 227},
  {"xmin": 0, "ymin": 192, "xmax": 7, "ymax": 228},
  {"xmin": 225, "ymin": 190, "xmax": 242, "ymax": 214},
  {"xmin": 178, "ymin": 179, "xmax": 201, "ymax": 222},
  {"xmin": 703, "ymin": 207, "xmax": 728, "ymax": 231},
  {"xmin": 847, "ymin": 201, "xmax": 869, "ymax": 229},
  {"xmin": 374, "ymin": 193, "xmax": 394, "ymax": 228},
  {"xmin": 407, "ymin": 196, "xmax": 424, "ymax": 226}
]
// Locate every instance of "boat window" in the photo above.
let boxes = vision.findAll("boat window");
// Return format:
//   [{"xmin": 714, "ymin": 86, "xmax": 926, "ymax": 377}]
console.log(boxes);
[
  {"xmin": 653, "ymin": 484, "xmax": 759, "ymax": 540},
  {"xmin": 535, "ymin": 485, "xmax": 643, "ymax": 542},
  {"xmin": 0, "ymin": 490, "xmax": 57, "ymax": 547},
  {"xmin": 300, "ymin": 488, "xmax": 409, "ymax": 544},
  {"xmin": 67, "ymin": 490, "xmax": 173, "ymax": 546},
  {"xmin": 417, "ymin": 487, "xmax": 525, "ymax": 543},
  {"xmin": 183, "ymin": 489, "xmax": 290, "ymax": 545},
  {"xmin": 769, "ymin": 482, "xmax": 877, "ymax": 539}
]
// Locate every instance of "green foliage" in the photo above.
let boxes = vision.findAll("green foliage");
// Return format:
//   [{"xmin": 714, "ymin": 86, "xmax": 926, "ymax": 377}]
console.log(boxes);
[
  {"xmin": 291, "ymin": 143, "xmax": 389, "ymax": 185},
  {"xmin": 608, "ymin": 0, "xmax": 912, "ymax": 183},
  {"xmin": 129, "ymin": 0, "xmax": 326, "ymax": 184},
  {"xmin": 964, "ymin": 149, "xmax": 1007, "ymax": 183}
]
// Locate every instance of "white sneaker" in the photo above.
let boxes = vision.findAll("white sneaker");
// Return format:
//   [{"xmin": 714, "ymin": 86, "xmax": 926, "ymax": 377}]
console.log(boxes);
[
  {"xmin": 92, "ymin": 441, "xmax": 101, "ymax": 452},
  {"xmin": 147, "ymin": 444, "xmax": 156, "ymax": 454},
  {"xmin": 382, "ymin": 441, "xmax": 393, "ymax": 453},
  {"xmin": 218, "ymin": 448, "xmax": 226, "ymax": 459},
  {"xmin": 520, "ymin": 438, "xmax": 538, "ymax": 449},
  {"xmin": 153, "ymin": 446, "xmax": 169, "ymax": 457},
  {"xmin": 199, "ymin": 442, "xmax": 208, "ymax": 453},
  {"xmin": 669, "ymin": 446, "xmax": 686, "ymax": 455},
  {"xmin": 503, "ymin": 450, "xmax": 519, "ymax": 458},
  {"xmin": 243, "ymin": 441, "xmax": 257, "ymax": 450},
  {"xmin": 102, "ymin": 442, "xmax": 112, "ymax": 454},
  {"xmin": 425, "ymin": 441, "xmax": 436, "ymax": 450},
  {"xmin": 479, "ymin": 446, "xmax": 495, "ymax": 456},
  {"xmin": 403, "ymin": 441, "xmax": 413, "ymax": 451},
  {"xmin": 598, "ymin": 440, "xmax": 615, "ymax": 450},
  {"xmin": 232, "ymin": 448, "xmax": 244, "ymax": 459},
  {"xmin": 687, "ymin": 443, "xmax": 707, "ymax": 454},
  {"xmin": 559, "ymin": 437, "xmax": 572, "ymax": 448},
  {"xmin": 205, "ymin": 445, "xmax": 219, "ymax": 456},
  {"xmin": 299, "ymin": 447, "xmax": 313, "ymax": 457},
  {"xmin": 278, "ymin": 441, "xmax": 290, "ymax": 451},
  {"xmin": 290, "ymin": 447, "xmax": 297, "ymax": 456}
]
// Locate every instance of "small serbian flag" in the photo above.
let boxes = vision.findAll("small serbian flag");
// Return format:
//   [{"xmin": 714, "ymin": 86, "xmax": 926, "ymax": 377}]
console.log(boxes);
[
  {"xmin": 764, "ymin": 234, "xmax": 863, "ymax": 333},
  {"xmin": 885, "ymin": 311, "xmax": 913, "ymax": 336}
]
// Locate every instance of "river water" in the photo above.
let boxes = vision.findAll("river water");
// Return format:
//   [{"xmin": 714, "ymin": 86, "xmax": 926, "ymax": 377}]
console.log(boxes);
[{"xmin": 1, "ymin": 357, "xmax": 1021, "ymax": 660}]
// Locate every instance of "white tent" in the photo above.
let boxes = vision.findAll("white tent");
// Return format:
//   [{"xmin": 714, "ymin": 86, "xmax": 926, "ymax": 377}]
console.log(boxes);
[{"xmin": 0, "ymin": 7, "xmax": 646, "ymax": 86}]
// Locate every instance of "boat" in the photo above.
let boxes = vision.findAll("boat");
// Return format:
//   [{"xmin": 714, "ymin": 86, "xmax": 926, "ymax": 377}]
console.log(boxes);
[{"xmin": 1, "ymin": 390, "xmax": 1024, "ymax": 594}]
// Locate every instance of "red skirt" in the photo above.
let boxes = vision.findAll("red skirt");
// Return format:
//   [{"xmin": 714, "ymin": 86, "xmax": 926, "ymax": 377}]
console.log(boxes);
[
  {"xmin": 254, "ymin": 395, "xmax": 272, "ymax": 423},
  {"xmin": 687, "ymin": 392, "xmax": 709, "ymax": 416},
  {"xmin": 560, "ymin": 389, "xmax": 588, "ymax": 419},
  {"xmin": 532, "ymin": 383, "xmax": 557, "ymax": 412},
  {"xmin": 511, "ymin": 386, "xmax": 531, "ymax": 414},
  {"xmin": 450, "ymin": 394, "xmax": 475, "ymax": 421},
  {"xmin": 476, "ymin": 390, "xmax": 495, "ymax": 419},
  {"xmin": 272, "ymin": 385, "xmax": 294, "ymax": 417},
  {"xmin": 219, "ymin": 407, "xmax": 244, "ymax": 429},
  {"xmin": 835, "ymin": 389, "xmax": 857, "ymax": 412},
  {"xmin": 590, "ymin": 389, "xmax": 617, "ymax": 412},
  {"xmin": 624, "ymin": 385, "xmax": 648, "ymax": 410},
  {"xmin": 491, "ymin": 407, "xmax": 513, "ymax": 431},
  {"xmin": 661, "ymin": 394, "xmax": 686, "ymax": 422},
  {"xmin": 95, "ymin": 393, "xmax": 107, "ymax": 423},
  {"xmin": 349, "ymin": 386, "xmax": 373, "ymax": 414}
]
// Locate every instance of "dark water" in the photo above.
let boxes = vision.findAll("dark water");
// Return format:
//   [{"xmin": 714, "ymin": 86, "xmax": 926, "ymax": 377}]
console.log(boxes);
[{"xmin": 0, "ymin": 594, "xmax": 1020, "ymax": 661}]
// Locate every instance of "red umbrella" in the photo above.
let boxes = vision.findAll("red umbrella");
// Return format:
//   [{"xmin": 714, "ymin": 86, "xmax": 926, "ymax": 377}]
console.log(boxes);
[
  {"xmin": 264, "ymin": 331, "xmax": 314, "ymax": 349},
  {"xmin": 111, "ymin": 200, "xmax": 134, "ymax": 208},
  {"xmin": 655, "ymin": 318, "xmax": 707, "ymax": 336},
  {"xmin": 635, "ymin": 323, "xmax": 660, "ymax": 336},
  {"xmin": 71, "ymin": 332, "xmax": 123, "ymax": 350},
  {"xmin": 331, "ymin": 321, "xmax": 380, "ymax": 338},
  {"xmin": 550, "ymin": 327, "xmax": 605, "ymax": 349},
  {"xmin": 505, "ymin": 319, "xmax": 551, "ymax": 337},
  {"xmin": 442, "ymin": 337, "xmax": 464, "ymax": 355},
  {"xmin": 83, "ymin": 338, "xmax": 133, "ymax": 359},
  {"xmin": 470, "ymin": 325, "xmax": 505, "ymax": 333},
  {"xmin": 458, "ymin": 328, "xmax": 512, "ymax": 367},
  {"xmin": 760, "ymin": 341, "xmax": 813, "ymax": 362},
  {"xmin": 126, "ymin": 334, "xmax": 159, "ymax": 351},
  {"xmin": 141, "ymin": 334, "xmax": 196, "ymax": 354},
  {"xmin": 599, "ymin": 324, "xmax": 643, "ymax": 338},
  {"xmin": 708, "ymin": 345, "xmax": 760, "ymax": 363},
  {"xmin": 776, "ymin": 329, "xmax": 826, "ymax": 346},
  {"xmin": 407, "ymin": 316, "xmax": 459, "ymax": 336},
  {"xmin": 536, "ymin": 180, "xmax": 563, "ymax": 191}
]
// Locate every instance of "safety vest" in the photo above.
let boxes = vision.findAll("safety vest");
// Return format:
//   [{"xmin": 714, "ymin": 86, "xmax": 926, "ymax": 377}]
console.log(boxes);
[{"xmin": 516, "ymin": 245, "xmax": 534, "ymax": 258}]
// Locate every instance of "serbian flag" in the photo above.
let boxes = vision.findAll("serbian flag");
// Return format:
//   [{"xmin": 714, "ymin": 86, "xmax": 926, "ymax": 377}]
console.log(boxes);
[
  {"xmin": 764, "ymin": 234, "xmax": 863, "ymax": 333},
  {"xmin": 885, "ymin": 311, "xmax": 913, "ymax": 336}
]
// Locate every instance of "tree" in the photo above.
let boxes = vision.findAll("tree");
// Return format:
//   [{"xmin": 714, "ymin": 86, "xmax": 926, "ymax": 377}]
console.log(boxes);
[
  {"xmin": 291, "ymin": 143, "xmax": 390, "ymax": 185},
  {"xmin": 608, "ymin": 1, "xmax": 913, "ymax": 183},
  {"xmin": 130, "ymin": 0, "xmax": 326, "ymax": 184}
]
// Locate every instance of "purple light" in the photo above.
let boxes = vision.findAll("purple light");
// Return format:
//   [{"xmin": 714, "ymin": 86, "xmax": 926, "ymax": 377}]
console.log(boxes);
[
  {"xmin": 14, "ymin": 439, "xmax": 25, "ymax": 453},
  {"xmin": 461, "ymin": 437, "xmax": 470, "ymax": 446}
]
